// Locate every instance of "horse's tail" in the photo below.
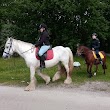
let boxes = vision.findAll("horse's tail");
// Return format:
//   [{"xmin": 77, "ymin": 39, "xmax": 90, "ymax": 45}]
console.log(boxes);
[
  {"xmin": 65, "ymin": 47, "xmax": 74, "ymax": 76},
  {"xmin": 101, "ymin": 51, "xmax": 107, "ymax": 69}
]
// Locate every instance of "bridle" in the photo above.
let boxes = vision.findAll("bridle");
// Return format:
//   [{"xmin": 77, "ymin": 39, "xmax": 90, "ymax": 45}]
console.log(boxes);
[
  {"xmin": 77, "ymin": 48, "xmax": 84, "ymax": 55},
  {"xmin": 3, "ymin": 38, "xmax": 13, "ymax": 56},
  {"xmin": 3, "ymin": 38, "xmax": 35, "ymax": 56}
]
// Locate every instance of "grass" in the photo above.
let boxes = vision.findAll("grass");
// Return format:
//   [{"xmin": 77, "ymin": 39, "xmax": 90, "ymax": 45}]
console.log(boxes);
[{"xmin": 0, "ymin": 55, "xmax": 110, "ymax": 86}]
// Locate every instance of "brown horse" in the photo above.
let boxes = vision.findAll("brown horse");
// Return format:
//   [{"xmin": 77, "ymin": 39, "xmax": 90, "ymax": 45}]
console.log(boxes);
[{"xmin": 76, "ymin": 46, "xmax": 107, "ymax": 78}]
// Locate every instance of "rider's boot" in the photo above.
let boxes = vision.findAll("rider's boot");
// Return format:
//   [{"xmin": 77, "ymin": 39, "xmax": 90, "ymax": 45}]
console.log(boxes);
[{"xmin": 40, "ymin": 55, "xmax": 45, "ymax": 69}]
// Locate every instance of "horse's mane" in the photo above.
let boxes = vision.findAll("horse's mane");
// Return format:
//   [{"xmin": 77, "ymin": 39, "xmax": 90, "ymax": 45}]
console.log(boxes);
[
  {"xmin": 79, "ymin": 45, "xmax": 92, "ymax": 56},
  {"xmin": 13, "ymin": 38, "xmax": 34, "ymax": 47},
  {"xmin": 81, "ymin": 45, "xmax": 91, "ymax": 51}
]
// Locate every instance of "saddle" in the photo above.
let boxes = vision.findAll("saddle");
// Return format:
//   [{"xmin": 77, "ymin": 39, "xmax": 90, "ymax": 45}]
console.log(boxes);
[
  {"xmin": 92, "ymin": 51, "xmax": 104, "ymax": 59},
  {"xmin": 35, "ymin": 47, "xmax": 54, "ymax": 60}
]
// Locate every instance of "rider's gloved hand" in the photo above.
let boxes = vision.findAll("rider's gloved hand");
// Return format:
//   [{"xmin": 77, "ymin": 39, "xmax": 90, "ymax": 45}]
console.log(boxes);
[{"xmin": 34, "ymin": 43, "xmax": 39, "ymax": 47}]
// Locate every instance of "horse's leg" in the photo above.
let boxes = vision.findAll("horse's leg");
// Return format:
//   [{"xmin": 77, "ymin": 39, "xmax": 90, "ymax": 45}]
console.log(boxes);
[
  {"xmin": 94, "ymin": 64, "xmax": 98, "ymax": 76},
  {"xmin": 36, "ymin": 69, "xmax": 51, "ymax": 84},
  {"xmin": 87, "ymin": 64, "xmax": 89, "ymax": 74},
  {"xmin": 25, "ymin": 66, "xmax": 36, "ymax": 91},
  {"xmin": 87, "ymin": 64, "xmax": 91, "ymax": 77},
  {"xmin": 102, "ymin": 62, "xmax": 106, "ymax": 74},
  {"xmin": 89, "ymin": 63, "xmax": 93, "ymax": 78},
  {"xmin": 52, "ymin": 63, "xmax": 61, "ymax": 82},
  {"xmin": 63, "ymin": 63, "xmax": 72, "ymax": 84}
]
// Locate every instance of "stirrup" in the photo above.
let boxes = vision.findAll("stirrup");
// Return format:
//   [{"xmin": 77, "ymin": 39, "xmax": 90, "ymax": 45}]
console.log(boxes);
[{"xmin": 40, "ymin": 65, "xmax": 45, "ymax": 68}]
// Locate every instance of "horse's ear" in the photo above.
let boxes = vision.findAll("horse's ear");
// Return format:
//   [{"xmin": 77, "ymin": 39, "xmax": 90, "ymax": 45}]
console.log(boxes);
[
  {"xmin": 9, "ymin": 37, "xmax": 13, "ymax": 40},
  {"xmin": 77, "ymin": 43, "xmax": 80, "ymax": 47},
  {"xmin": 7, "ymin": 37, "xmax": 11, "ymax": 39}
]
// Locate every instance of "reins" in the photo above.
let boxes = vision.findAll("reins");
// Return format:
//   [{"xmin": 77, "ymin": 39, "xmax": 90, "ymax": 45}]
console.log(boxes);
[
  {"xmin": 3, "ymin": 38, "xmax": 36, "ymax": 70},
  {"xmin": 20, "ymin": 46, "xmax": 35, "ymax": 54}
]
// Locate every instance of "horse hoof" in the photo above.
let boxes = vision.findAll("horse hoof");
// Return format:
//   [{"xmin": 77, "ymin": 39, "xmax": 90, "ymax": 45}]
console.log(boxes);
[
  {"xmin": 24, "ymin": 85, "xmax": 36, "ymax": 91},
  {"xmin": 64, "ymin": 77, "xmax": 72, "ymax": 84},
  {"xmin": 46, "ymin": 77, "xmax": 51, "ymax": 85},
  {"xmin": 52, "ymin": 72, "xmax": 61, "ymax": 82},
  {"xmin": 24, "ymin": 87, "xmax": 30, "ymax": 91},
  {"xmin": 24, "ymin": 88, "xmax": 29, "ymax": 91},
  {"xmin": 52, "ymin": 76, "xmax": 60, "ymax": 82},
  {"xmin": 88, "ymin": 75, "xmax": 93, "ymax": 78},
  {"xmin": 24, "ymin": 87, "xmax": 35, "ymax": 91}
]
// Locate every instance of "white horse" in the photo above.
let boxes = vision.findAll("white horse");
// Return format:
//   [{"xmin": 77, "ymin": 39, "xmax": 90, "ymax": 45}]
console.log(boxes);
[{"xmin": 2, "ymin": 38, "xmax": 74, "ymax": 91}]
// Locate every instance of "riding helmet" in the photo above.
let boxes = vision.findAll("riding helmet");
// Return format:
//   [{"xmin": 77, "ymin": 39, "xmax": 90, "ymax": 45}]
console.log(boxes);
[
  {"xmin": 39, "ymin": 23, "xmax": 47, "ymax": 30},
  {"xmin": 92, "ymin": 33, "xmax": 97, "ymax": 36}
]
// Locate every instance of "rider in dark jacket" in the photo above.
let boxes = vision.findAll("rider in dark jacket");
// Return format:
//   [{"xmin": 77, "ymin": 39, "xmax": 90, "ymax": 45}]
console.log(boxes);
[
  {"xmin": 91, "ymin": 33, "xmax": 103, "ymax": 64},
  {"xmin": 35, "ymin": 24, "xmax": 50, "ymax": 68},
  {"xmin": 35, "ymin": 26, "xmax": 50, "ymax": 47}
]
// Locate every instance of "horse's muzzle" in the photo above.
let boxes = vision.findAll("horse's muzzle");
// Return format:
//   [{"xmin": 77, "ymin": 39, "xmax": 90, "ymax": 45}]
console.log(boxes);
[
  {"xmin": 76, "ymin": 52, "xmax": 81, "ymax": 56},
  {"xmin": 2, "ymin": 53, "xmax": 10, "ymax": 59}
]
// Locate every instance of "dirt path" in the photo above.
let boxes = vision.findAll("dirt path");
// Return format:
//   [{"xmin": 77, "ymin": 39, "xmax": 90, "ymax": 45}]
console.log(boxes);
[{"xmin": 0, "ymin": 83, "xmax": 110, "ymax": 110}]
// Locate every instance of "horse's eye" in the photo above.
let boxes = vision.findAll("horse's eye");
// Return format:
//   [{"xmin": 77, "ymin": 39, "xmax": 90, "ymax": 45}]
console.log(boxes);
[{"xmin": 6, "ymin": 46, "xmax": 9, "ymax": 49}]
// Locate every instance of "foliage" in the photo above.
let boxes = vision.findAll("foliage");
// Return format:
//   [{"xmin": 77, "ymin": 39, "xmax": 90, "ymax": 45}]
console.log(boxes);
[{"xmin": 0, "ymin": 0, "xmax": 110, "ymax": 54}]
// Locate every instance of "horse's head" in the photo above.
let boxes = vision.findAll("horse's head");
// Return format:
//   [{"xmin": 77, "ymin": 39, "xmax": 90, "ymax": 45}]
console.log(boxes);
[
  {"xmin": 76, "ymin": 46, "xmax": 85, "ymax": 56},
  {"xmin": 2, "ymin": 37, "xmax": 14, "ymax": 59}
]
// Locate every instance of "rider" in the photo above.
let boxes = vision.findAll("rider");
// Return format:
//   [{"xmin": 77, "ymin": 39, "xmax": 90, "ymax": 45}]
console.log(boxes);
[
  {"xmin": 35, "ymin": 23, "xmax": 51, "ymax": 68},
  {"xmin": 91, "ymin": 33, "xmax": 103, "ymax": 64}
]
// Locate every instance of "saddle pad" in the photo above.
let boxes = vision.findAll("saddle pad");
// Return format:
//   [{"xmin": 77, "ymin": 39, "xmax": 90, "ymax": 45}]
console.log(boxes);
[
  {"xmin": 92, "ymin": 51, "xmax": 104, "ymax": 59},
  {"xmin": 35, "ymin": 48, "xmax": 54, "ymax": 60}
]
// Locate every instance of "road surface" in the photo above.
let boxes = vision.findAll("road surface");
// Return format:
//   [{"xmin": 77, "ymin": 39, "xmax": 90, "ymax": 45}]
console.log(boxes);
[{"xmin": 0, "ymin": 85, "xmax": 110, "ymax": 110}]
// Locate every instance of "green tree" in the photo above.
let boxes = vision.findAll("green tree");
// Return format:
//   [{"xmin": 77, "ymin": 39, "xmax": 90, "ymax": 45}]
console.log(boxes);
[{"xmin": 0, "ymin": 0, "xmax": 110, "ymax": 54}]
